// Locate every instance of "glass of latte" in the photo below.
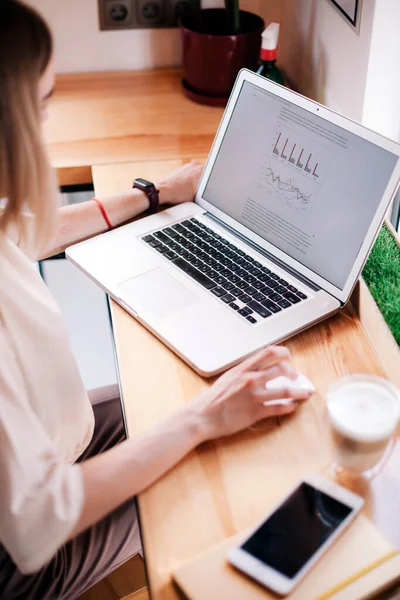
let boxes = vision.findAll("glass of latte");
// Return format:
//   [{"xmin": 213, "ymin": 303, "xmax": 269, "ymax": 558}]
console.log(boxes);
[{"xmin": 326, "ymin": 375, "xmax": 400, "ymax": 480}]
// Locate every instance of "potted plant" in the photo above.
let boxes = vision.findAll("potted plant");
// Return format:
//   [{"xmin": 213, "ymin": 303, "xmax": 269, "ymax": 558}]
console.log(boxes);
[{"xmin": 180, "ymin": 0, "xmax": 264, "ymax": 105}]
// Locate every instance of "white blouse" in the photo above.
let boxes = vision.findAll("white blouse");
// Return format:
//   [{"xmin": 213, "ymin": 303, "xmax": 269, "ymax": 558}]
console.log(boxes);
[{"xmin": 0, "ymin": 232, "xmax": 94, "ymax": 574}]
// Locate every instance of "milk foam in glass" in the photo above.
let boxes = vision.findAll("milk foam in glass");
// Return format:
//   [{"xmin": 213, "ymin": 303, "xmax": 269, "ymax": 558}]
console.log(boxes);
[{"xmin": 326, "ymin": 375, "xmax": 400, "ymax": 476}]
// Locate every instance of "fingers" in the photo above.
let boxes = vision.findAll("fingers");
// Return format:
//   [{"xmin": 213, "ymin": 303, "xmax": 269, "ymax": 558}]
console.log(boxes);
[
  {"xmin": 236, "ymin": 346, "xmax": 291, "ymax": 374},
  {"xmin": 262, "ymin": 361, "xmax": 298, "ymax": 383},
  {"xmin": 229, "ymin": 347, "xmax": 314, "ymax": 406},
  {"xmin": 188, "ymin": 161, "xmax": 203, "ymax": 191},
  {"xmin": 247, "ymin": 374, "xmax": 312, "ymax": 403},
  {"xmin": 237, "ymin": 366, "xmax": 312, "ymax": 403},
  {"xmin": 261, "ymin": 386, "xmax": 312, "ymax": 403},
  {"xmin": 171, "ymin": 161, "xmax": 203, "ymax": 177},
  {"xmin": 256, "ymin": 401, "xmax": 298, "ymax": 420},
  {"xmin": 235, "ymin": 361, "xmax": 296, "ymax": 389},
  {"xmin": 250, "ymin": 366, "xmax": 312, "ymax": 403}
]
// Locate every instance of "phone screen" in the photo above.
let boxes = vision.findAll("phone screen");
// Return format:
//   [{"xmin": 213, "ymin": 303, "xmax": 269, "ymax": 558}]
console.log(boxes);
[{"xmin": 241, "ymin": 482, "xmax": 353, "ymax": 579}]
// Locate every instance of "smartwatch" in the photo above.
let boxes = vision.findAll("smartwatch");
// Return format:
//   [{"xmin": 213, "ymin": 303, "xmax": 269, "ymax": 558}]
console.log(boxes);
[{"xmin": 133, "ymin": 178, "xmax": 160, "ymax": 213}]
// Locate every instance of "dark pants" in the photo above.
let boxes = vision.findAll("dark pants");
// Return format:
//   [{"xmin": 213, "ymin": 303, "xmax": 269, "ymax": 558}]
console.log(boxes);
[{"xmin": 0, "ymin": 395, "xmax": 142, "ymax": 600}]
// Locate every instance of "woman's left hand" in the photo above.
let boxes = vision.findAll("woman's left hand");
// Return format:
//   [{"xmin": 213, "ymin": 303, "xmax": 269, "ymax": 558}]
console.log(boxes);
[{"xmin": 157, "ymin": 160, "xmax": 204, "ymax": 206}]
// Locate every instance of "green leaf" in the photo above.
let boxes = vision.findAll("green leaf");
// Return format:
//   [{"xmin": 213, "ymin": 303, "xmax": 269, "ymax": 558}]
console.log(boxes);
[{"xmin": 225, "ymin": 0, "xmax": 241, "ymax": 34}]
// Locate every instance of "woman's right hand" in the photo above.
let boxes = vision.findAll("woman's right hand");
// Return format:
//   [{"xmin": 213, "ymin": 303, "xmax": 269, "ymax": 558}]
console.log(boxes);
[
  {"xmin": 71, "ymin": 346, "xmax": 312, "ymax": 540},
  {"xmin": 189, "ymin": 346, "xmax": 313, "ymax": 443}
]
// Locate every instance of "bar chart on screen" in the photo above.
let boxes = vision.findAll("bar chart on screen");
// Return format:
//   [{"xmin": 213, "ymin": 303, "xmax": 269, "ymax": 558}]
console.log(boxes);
[
  {"xmin": 255, "ymin": 124, "xmax": 334, "ymax": 217},
  {"xmin": 271, "ymin": 124, "xmax": 333, "ymax": 180}
]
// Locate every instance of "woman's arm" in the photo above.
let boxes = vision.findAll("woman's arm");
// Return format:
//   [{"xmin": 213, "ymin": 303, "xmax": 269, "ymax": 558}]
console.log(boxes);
[
  {"xmin": 70, "ymin": 347, "xmax": 312, "ymax": 538},
  {"xmin": 40, "ymin": 188, "xmax": 152, "ymax": 259},
  {"xmin": 40, "ymin": 161, "xmax": 203, "ymax": 259}
]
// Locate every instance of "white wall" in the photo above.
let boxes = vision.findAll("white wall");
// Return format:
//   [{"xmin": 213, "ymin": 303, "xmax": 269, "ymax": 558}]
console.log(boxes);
[
  {"xmin": 268, "ymin": 0, "xmax": 377, "ymax": 122},
  {"xmin": 265, "ymin": 0, "xmax": 400, "ymax": 141},
  {"xmin": 362, "ymin": 0, "xmax": 400, "ymax": 140},
  {"xmin": 26, "ymin": 0, "xmax": 264, "ymax": 73},
  {"xmin": 26, "ymin": 0, "xmax": 180, "ymax": 72}
]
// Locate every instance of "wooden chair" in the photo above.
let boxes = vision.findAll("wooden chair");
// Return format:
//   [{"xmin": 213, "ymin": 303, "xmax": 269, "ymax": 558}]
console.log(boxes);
[{"xmin": 77, "ymin": 554, "xmax": 149, "ymax": 600}]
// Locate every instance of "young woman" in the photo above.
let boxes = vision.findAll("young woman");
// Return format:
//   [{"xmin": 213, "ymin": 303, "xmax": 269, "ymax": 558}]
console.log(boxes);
[{"xmin": 0, "ymin": 1, "xmax": 312, "ymax": 598}]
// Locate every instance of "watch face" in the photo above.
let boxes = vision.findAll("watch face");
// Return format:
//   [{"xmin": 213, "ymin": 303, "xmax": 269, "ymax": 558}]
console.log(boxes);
[{"xmin": 134, "ymin": 178, "xmax": 153, "ymax": 190}]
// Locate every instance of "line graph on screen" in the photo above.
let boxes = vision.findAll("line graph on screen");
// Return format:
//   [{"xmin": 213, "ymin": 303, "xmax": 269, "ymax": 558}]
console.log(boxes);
[{"xmin": 255, "ymin": 124, "xmax": 333, "ymax": 217}]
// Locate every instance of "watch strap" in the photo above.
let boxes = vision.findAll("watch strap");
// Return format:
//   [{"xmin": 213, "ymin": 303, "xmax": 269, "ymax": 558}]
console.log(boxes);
[
  {"xmin": 133, "ymin": 179, "xmax": 160, "ymax": 213},
  {"xmin": 146, "ymin": 184, "xmax": 160, "ymax": 213}
]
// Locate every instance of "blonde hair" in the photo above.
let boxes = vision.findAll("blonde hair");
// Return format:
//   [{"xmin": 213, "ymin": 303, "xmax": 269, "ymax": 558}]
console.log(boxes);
[{"xmin": 0, "ymin": 0, "xmax": 58, "ymax": 253}]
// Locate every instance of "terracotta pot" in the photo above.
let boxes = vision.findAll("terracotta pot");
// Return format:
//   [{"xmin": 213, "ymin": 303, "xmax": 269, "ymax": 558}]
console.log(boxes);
[{"xmin": 180, "ymin": 9, "xmax": 264, "ymax": 100}]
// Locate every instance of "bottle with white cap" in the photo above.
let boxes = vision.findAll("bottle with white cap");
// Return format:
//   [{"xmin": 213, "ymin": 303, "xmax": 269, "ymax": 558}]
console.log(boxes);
[{"xmin": 257, "ymin": 22, "xmax": 284, "ymax": 86}]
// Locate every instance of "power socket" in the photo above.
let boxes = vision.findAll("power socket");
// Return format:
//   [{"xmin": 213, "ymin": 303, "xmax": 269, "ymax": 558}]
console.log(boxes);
[
  {"xmin": 136, "ymin": 0, "xmax": 165, "ymax": 27},
  {"xmin": 99, "ymin": 0, "xmax": 134, "ymax": 30},
  {"xmin": 98, "ymin": 0, "xmax": 198, "ymax": 30}
]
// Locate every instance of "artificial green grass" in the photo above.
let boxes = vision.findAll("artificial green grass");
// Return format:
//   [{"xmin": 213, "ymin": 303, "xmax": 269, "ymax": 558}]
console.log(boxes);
[{"xmin": 362, "ymin": 225, "xmax": 400, "ymax": 346}]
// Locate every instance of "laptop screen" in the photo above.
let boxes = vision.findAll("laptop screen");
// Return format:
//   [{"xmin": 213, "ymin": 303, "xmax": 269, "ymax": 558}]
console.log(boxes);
[{"xmin": 202, "ymin": 81, "xmax": 398, "ymax": 290}]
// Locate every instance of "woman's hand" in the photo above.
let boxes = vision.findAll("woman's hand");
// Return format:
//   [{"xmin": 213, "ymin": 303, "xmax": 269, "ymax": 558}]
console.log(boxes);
[
  {"xmin": 157, "ymin": 160, "xmax": 204, "ymax": 206},
  {"xmin": 72, "ymin": 345, "xmax": 312, "ymax": 538},
  {"xmin": 42, "ymin": 160, "xmax": 204, "ymax": 259},
  {"xmin": 188, "ymin": 346, "xmax": 312, "ymax": 442}
]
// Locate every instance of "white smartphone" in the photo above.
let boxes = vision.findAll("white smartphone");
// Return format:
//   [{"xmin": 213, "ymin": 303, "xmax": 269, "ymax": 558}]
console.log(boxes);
[{"xmin": 227, "ymin": 474, "xmax": 364, "ymax": 596}]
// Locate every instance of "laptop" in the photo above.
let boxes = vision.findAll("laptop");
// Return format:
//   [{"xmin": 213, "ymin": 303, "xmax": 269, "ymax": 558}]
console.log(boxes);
[{"xmin": 66, "ymin": 69, "xmax": 400, "ymax": 377}]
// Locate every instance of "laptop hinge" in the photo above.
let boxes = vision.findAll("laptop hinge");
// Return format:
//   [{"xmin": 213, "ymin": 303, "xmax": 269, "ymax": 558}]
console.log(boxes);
[{"xmin": 204, "ymin": 212, "xmax": 321, "ymax": 292}]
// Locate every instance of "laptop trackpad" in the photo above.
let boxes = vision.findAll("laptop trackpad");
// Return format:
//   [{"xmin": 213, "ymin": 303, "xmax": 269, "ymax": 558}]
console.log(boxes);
[{"xmin": 118, "ymin": 268, "xmax": 198, "ymax": 319}]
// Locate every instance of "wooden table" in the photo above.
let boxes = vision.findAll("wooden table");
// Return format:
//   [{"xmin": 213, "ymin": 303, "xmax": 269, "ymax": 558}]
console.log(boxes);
[
  {"xmin": 93, "ymin": 160, "xmax": 400, "ymax": 600},
  {"xmin": 45, "ymin": 69, "xmax": 223, "ymax": 187},
  {"xmin": 46, "ymin": 67, "xmax": 400, "ymax": 599}
]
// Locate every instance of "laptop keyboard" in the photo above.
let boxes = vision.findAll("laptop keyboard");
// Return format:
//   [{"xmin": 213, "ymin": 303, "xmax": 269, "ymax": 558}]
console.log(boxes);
[{"xmin": 141, "ymin": 218, "xmax": 308, "ymax": 325}]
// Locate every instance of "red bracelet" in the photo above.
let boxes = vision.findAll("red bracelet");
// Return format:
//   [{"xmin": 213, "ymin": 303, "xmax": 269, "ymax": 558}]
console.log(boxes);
[{"xmin": 92, "ymin": 197, "xmax": 113, "ymax": 230}]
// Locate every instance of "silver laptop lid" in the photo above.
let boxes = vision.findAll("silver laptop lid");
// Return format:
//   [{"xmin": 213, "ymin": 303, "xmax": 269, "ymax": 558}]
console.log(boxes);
[{"xmin": 195, "ymin": 69, "xmax": 400, "ymax": 304}]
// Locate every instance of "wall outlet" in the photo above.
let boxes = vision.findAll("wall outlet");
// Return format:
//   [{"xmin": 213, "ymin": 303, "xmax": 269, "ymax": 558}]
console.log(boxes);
[
  {"xmin": 99, "ymin": 0, "xmax": 135, "ymax": 30},
  {"xmin": 136, "ymin": 0, "xmax": 165, "ymax": 27},
  {"xmin": 98, "ymin": 0, "xmax": 197, "ymax": 30}
]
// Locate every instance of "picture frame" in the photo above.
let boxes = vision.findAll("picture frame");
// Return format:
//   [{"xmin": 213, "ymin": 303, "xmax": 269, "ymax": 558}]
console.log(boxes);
[{"xmin": 328, "ymin": 0, "xmax": 362, "ymax": 33}]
